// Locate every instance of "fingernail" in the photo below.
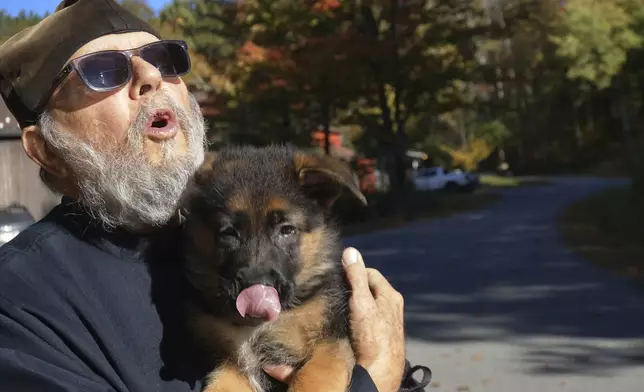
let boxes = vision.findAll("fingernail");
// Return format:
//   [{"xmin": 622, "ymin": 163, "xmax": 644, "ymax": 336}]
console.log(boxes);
[{"xmin": 342, "ymin": 248, "xmax": 359, "ymax": 266}]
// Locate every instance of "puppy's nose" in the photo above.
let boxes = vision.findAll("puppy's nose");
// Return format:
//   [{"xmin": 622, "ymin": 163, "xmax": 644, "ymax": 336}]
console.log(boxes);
[{"xmin": 236, "ymin": 267, "xmax": 281, "ymax": 289}]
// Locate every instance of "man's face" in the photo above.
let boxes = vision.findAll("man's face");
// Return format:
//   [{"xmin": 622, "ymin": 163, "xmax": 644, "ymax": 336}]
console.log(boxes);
[{"xmin": 40, "ymin": 32, "xmax": 207, "ymax": 231}]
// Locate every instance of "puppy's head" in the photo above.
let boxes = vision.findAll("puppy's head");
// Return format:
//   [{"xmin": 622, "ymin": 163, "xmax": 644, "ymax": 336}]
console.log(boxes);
[{"xmin": 181, "ymin": 145, "xmax": 366, "ymax": 326}]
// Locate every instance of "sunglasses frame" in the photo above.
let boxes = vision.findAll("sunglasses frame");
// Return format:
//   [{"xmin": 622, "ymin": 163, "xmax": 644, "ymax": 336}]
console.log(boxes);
[{"xmin": 50, "ymin": 39, "xmax": 191, "ymax": 95}]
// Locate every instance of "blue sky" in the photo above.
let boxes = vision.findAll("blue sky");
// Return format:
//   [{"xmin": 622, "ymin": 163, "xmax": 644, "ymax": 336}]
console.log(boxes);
[{"xmin": 2, "ymin": 0, "xmax": 172, "ymax": 17}]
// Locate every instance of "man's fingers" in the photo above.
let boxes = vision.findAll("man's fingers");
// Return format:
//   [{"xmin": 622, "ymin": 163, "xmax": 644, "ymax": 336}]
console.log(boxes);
[
  {"xmin": 342, "ymin": 248, "xmax": 373, "ymax": 303},
  {"xmin": 263, "ymin": 364, "xmax": 295, "ymax": 384},
  {"xmin": 365, "ymin": 268, "xmax": 393, "ymax": 298},
  {"xmin": 367, "ymin": 268, "xmax": 404, "ymax": 309}
]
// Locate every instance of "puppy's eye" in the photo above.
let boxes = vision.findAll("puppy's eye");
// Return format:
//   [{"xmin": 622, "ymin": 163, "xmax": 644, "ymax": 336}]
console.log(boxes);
[
  {"xmin": 219, "ymin": 226, "xmax": 238, "ymax": 238},
  {"xmin": 279, "ymin": 225, "xmax": 297, "ymax": 236}
]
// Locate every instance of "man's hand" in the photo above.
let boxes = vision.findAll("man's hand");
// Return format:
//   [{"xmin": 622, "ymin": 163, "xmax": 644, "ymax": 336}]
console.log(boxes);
[
  {"xmin": 264, "ymin": 247, "xmax": 406, "ymax": 392},
  {"xmin": 342, "ymin": 247, "xmax": 406, "ymax": 392}
]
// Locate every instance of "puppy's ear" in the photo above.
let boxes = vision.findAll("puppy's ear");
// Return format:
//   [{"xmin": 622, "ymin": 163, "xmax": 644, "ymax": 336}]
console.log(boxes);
[
  {"xmin": 294, "ymin": 152, "xmax": 367, "ymax": 209},
  {"xmin": 193, "ymin": 151, "xmax": 218, "ymax": 188},
  {"xmin": 178, "ymin": 151, "xmax": 218, "ymax": 218}
]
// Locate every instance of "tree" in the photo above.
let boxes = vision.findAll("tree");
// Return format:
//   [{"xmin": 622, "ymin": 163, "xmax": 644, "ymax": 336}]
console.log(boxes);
[
  {"xmin": 119, "ymin": 0, "xmax": 155, "ymax": 22},
  {"xmin": 238, "ymin": 0, "xmax": 368, "ymax": 153},
  {"xmin": 343, "ymin": 0, "xmax": 528, "ymax": 207},
  {"xmin": 0, "ymin": 10, "xmax": 43, "ymax": 43},
  {"xmin": 547, "ymin": 0, "xmax": 643, "ymax": 171},
  {"xmin": 552, "ymin": 0, "xmax": 642, "ymax": 90},
  {"xmin": 158, "ymin": 0, "xmax": 644, "ymax": 180}
]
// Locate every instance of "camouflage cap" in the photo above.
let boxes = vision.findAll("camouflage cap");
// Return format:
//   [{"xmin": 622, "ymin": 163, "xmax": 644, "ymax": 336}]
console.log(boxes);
[{"xmin": 0, "ymin": 0, "xmax": 161, "ymax": 129}]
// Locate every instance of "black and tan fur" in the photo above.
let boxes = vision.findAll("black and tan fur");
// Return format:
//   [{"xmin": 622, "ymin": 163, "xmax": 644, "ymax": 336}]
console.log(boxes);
[{"xmin": 179, "ymin": 145, "xmax": 368, "ymax": 392}]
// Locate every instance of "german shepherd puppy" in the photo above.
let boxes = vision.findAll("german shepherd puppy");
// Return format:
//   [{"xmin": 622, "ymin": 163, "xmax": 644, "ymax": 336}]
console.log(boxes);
[{"xmin": 179, "ymin": 145, "xmax": 368, "ymax": 392}]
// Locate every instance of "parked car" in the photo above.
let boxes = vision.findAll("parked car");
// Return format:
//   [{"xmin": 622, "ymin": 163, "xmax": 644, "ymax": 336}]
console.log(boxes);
[
  {"xmin": 0, "ymin": 203, "xmax": 35, "ymax": 247},
  {"xmin": 412, "ymin": 166, "xmax": 480, "ymax": 192}
]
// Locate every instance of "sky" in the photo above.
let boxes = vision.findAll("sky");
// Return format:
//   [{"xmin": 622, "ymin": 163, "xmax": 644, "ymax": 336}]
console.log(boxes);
[{"xmin": 1, "ymin": 0, "xmax": 171, "ymax": 17}]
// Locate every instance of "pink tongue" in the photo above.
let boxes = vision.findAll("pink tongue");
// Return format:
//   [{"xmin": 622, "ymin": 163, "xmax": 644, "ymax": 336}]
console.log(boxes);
[{"xmin": 235, "ymin": 284, "xmax": 282, "ymax": 321}]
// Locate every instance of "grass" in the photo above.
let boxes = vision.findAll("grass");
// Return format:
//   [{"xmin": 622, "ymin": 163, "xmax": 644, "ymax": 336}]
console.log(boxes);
[
  {"xmin": 558, "ymin": 185, "xmax": 644, "ymax": 284},
  {"xmin": 341, "ymin": 189, "xmax": 502, "ymax": 236},
  {"xmin": 480, "ymin": 174, "xmax": 551, "ymax": 188},
  {"xmin": 480, "ymin": 175, "xmax": 521, "ymax": 187}
]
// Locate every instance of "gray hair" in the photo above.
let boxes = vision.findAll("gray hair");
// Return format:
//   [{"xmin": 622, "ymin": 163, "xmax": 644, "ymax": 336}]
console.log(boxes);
[{"xmin": 37, "ymin": 92, "xmax": 208, "ymax": 231}]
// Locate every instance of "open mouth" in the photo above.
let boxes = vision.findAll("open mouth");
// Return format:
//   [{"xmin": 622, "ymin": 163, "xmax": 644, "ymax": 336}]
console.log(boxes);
[
  {"xmin": 145, "ymin": 109, "xmax": 178, "ymax": 140},
  {"xmin": 152, "ymin": 118, "xmax": 169, "ymax": 128}
]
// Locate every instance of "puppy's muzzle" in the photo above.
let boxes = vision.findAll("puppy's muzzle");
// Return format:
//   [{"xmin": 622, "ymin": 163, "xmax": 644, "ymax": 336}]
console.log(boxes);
[{"xmin": 234, "ymin": 267, "xmax": 293, "ymax": 301}]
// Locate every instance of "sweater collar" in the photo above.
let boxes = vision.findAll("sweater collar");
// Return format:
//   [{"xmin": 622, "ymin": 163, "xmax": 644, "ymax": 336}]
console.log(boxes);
[{"xmin": 46, "ymin": 196, "xmax": 181, "ymax": 261}]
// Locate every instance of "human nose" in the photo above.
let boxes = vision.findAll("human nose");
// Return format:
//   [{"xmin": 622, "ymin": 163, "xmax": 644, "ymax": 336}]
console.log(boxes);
[{"xmin": 128, "ymin": 55, "xmax": 163, "ymax": 100}]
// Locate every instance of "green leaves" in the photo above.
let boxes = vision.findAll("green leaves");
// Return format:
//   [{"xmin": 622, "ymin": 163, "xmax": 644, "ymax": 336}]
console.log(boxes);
[
  {"xmin": 0, "ymin": 9, "xmax": 42, "ymax": 43},
  {"xmin": 552, "ymin": 0, "xmax": 643, "ymax": 89},
  {"xmin": 6, "ymin": 0, "xmax": 644, "ymax": 175}
]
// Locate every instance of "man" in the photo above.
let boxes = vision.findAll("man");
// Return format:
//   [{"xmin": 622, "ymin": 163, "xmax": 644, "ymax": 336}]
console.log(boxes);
[{"xmin": 0, "ymin": 1, "xmax": 430, "ymax": 391}]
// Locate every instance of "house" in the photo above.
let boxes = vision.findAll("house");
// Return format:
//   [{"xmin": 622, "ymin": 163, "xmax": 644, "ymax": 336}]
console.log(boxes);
[
  {"xmin": 310, "ymin": 128, "xmax": 356, "ymax": 161},
  {"xmin": 309, "ymin": 127, "xmax": 388, "ymax": 193},
  {"xmin": 0, "ymin": 101, "xmax": 59, "ymax": 220}
]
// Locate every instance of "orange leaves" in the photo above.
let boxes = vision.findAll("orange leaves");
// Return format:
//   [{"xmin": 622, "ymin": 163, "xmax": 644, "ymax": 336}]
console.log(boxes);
[
  {"xmin": 290, "ymin": 102, "xmax": 306, "ymax": 110},
  {"xmin": 237, "ymin": 41, "xmax": 267, "ymax": 63},
  {"xmin": 225, "ymin": 0, "xmax": 369, "ymax": 110},
  {"xmin": 236, "ymin": 41, "xmax": 294, "ymax": 70},
  {"xmin": 272, "ymin": 78, "xmax": 289, "ymax": 87},
  {"xmin": 312, "ymin": 0, "xmax": 341, "ymax": 12}
]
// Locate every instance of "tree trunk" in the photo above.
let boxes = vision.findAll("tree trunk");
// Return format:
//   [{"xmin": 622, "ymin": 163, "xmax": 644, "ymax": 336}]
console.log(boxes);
[
  {"xmin": 321, "ymin": 100, "xmax": 331, "ymax": 156},
  {"xmin": 356, "ymin": 0, "xmax": 406, "ymax": 215},
  {"xmin": 386, "ymin": 0, "xmax": 407, "ymax": 216},
  {"xmin": 619, "ymin": 98, "xmax": 634, "ymax": 172},
  {"xmin": 614, "ymin": 77, "xmax": 634, "ymax": 173}
]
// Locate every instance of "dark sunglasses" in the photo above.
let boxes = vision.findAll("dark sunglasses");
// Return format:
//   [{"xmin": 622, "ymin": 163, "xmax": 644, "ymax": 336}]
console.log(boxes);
[{"xmin": 52, "ymin": 40, "xmax": 191, "ymax": 93}]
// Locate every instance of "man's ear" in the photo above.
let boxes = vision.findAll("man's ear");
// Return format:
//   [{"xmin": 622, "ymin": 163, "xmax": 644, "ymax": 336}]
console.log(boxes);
[
  {"xmin": 21, "ymin": 125, "xmax": 69, "ymax": 180},
  {"xmin": 294, "ymin": 152, "xmax": 368, "ymax": 210}
]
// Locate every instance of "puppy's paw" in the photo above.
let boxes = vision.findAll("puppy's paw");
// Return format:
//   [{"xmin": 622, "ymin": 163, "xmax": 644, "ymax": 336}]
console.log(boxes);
[
  {"xmin": 203, "ymin": 362, "xmax": 255, "ymax": 392},
  {"xmin": 288, "ymin": 339, "xmax": 354, "ymax": 392}
]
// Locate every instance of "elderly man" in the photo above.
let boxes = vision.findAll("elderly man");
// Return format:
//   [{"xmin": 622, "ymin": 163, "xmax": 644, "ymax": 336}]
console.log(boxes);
[{"xmin": 0, "ymin": 1, "xmax": 430, "ymax": 391}]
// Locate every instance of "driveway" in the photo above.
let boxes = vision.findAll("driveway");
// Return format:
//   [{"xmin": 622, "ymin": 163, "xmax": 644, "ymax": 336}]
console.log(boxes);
[{"xmin": 344, "ymin": 177, "xmax": 643, "ymax": 392}]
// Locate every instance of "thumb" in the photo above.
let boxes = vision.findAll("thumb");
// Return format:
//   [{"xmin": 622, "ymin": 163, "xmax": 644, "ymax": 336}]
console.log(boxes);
[
  {"xmin": 263, "ymin": 364, "xmax": 295, "ymax": 384},
  {"xmin": 342, "ymin": 247, "xmax": 372, "ymax": 303}
]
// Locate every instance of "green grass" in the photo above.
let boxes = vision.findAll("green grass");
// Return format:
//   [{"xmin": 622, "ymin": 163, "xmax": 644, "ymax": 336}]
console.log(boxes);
[
  {"xmin": 480, "ymin": 175, "xmax": 521, "ymax": 187},
  {"xmin": 558, "ymin": 185, "xmax": 644, "ymax": 284},
  {"xmin": 480, "ymin": 174, "xmax": 551, "ymax": 188}
]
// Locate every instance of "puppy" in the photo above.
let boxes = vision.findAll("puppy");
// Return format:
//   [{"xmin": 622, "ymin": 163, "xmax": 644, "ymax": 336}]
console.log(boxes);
[{"xmin": 179, "ymin": 145, "xmax": 368, "ymax": 392}]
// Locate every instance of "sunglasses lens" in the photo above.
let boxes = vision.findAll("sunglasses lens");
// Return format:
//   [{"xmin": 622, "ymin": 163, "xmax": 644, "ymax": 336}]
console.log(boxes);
[
  {"xmin": 77, "ymin": 52, "xmax": 130, "ymax": 90},
  {"xmin": 142, "ymin": 41, "xmax": 191, "ymax": 77}
]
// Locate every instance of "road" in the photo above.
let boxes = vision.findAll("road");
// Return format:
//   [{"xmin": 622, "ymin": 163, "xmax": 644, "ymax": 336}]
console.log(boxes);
[{"xmin": 343, "ymin": 177, "xmax": 644, "ymax": 392}]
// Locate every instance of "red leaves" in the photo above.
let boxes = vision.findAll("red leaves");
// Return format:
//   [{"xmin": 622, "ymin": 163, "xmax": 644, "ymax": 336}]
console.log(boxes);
[
  {"xmin": 237, "ymin": 41, "xmax": 293, "ymax": 69},
  {"xmin": 312, "ymin": 0, "xmax": 341, "ymax": 12},
  {"xmin": 237, "ymin": 41, "xmax": 266, "ymax": 63}
]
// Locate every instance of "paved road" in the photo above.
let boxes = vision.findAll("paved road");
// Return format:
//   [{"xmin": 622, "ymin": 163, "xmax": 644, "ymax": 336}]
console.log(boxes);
[{"xmin": 344, "ymin": 177, "xmax": 644, "ymax": 392}]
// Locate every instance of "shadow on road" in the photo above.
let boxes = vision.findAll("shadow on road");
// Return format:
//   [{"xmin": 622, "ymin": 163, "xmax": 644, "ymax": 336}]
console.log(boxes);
[{"xmin": 344, "ymin": 178, "xmax": 644, "ymax": 377}]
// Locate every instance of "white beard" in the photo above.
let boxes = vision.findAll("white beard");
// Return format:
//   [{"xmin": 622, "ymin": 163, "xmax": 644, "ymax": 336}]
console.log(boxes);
[{"xmin": 39, "ymin": 92, "xmax": 208, "ymax": 231}]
